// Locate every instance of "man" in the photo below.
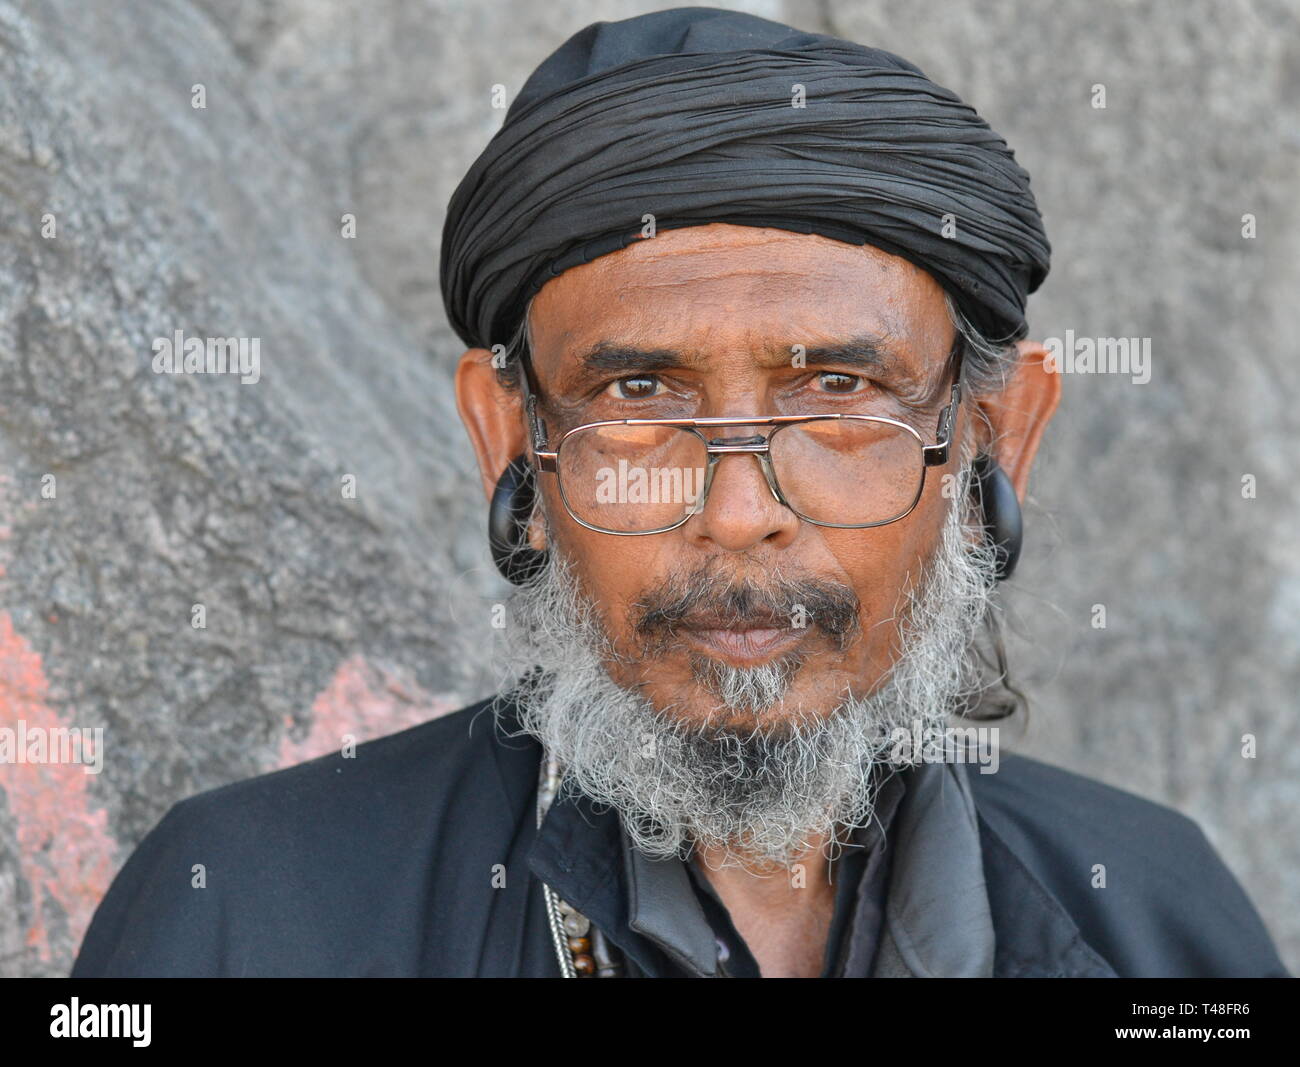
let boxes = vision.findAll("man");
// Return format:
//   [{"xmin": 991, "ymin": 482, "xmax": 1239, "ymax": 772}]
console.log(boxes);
[{"xmin": 73, "ymin": 7, "xmax": 1287, "ymax": 978}]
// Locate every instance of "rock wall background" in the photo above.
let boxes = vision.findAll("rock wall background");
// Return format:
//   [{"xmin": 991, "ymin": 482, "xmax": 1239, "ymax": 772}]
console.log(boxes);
[{"xmin": 0, "ymin": 0, "xmax": 1295, "ymax": 977}]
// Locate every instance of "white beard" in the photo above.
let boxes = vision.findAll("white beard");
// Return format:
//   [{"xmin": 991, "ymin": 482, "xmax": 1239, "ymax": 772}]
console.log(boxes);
[{"xmin": 498, "ymin": 460, "xmax": 999, "ymax": 868}]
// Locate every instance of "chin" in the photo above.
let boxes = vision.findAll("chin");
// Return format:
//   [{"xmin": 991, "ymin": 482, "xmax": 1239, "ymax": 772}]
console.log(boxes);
[{"xmin": 648, "ymin": 666, "xmax": 835, "ymax": 735}]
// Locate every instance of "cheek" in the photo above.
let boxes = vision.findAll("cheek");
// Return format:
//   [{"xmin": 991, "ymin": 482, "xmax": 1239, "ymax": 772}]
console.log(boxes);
[
  {"xmin": 826, "ymin": 489, "xmax": 948, "ymax": 592},
  {"xmin": 822, "ymin": 527, "xmax": 911, "ymax": 641},
  {"xmin": 820, "ymin": 478, "xmax": 953, "ymax": 652},
  {"xmin": 535, "ymin": 481, "xmax": 650, "ymax": 633}
]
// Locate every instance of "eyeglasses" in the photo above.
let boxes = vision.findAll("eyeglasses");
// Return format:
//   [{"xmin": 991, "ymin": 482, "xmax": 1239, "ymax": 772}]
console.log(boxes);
[{"xmin": 515, "ymin": 336, "xmax": 964, "ymax": 536}]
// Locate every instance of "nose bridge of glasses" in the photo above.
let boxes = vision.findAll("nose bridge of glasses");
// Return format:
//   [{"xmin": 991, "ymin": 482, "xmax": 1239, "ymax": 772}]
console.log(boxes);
[
  {"xmin": 691, "ymin": 434, "xmax": 785, "ymax": 516},
  {"xmin": 705, "ymin": 432, "xmax": 768, "ymax": 452}
]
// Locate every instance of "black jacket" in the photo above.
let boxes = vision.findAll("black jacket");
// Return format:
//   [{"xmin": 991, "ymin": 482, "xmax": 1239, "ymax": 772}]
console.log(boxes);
[{"xmin": 71, "ymin": 695, "xmax": 1289, "ymax": 978}]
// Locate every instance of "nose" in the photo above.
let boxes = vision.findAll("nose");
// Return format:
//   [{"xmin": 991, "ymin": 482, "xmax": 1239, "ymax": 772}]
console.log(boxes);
[{"xmin": 684, "ymin": 442, "xmax": 802, "ymax": 553}]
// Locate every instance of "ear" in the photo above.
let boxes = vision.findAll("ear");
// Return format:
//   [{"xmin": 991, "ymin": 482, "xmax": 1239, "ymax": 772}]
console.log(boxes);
[
  {"xmin": 455, "ymin": 349, "xmax": 551, "ymax": 553},
  {"xmin": 455, "ymin": 347, "xmax": 528, "ymax": 504},
  {"xmin": 972, "ymin": 339, "xmax": 1061, "ymax": 503}
]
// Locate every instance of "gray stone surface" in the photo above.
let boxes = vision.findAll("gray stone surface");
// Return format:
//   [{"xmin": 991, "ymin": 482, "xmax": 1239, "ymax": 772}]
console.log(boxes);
[{"xmin": 0, "ymin": 0, "xmax": 1294, "ymax": 976}]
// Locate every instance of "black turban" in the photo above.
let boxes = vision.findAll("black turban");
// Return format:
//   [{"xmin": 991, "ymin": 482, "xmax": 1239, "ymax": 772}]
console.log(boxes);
[{"xmin": 440, "ymin": 6, "xmax": 1050, "ymax": 352}]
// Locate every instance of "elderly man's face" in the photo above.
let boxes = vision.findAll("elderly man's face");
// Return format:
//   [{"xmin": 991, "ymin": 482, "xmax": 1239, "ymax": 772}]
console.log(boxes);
[{"xmin": 515, "ymin": 223, "xmax": 968, "ymax": 727}]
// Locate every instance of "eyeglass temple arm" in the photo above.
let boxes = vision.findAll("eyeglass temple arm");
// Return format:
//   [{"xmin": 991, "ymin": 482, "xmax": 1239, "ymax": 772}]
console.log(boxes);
[
  {"xmin": 922, "ymin": 339, "xmax": 965, "ymax": 468},
  {"xmin": 515, "ymin": 339, "xmax": 559, "ymax": 471}
]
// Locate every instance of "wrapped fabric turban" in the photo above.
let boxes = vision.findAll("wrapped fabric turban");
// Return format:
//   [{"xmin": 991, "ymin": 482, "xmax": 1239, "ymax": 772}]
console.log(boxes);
[{"xmin": 440, "ymin": 6, "xmax": 1050, "ymax": 351}]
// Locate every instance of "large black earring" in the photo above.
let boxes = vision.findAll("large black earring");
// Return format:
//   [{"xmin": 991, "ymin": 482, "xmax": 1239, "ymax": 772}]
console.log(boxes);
[
  {"xmin": 971, "ymin": 453, "xmax": 1023, "ymax": 581},
  {"xmin": 489, "ymin": 454, "xmax": 549, "ymax": 585}
]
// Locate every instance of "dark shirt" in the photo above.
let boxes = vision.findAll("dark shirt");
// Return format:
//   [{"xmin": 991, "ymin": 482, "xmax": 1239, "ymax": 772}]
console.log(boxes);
[
  {"xmin": 658, "ymin": 767, "xmax": 907, "ymax": 978},
  {"xmin": 69, "ymin": 696, "xmax": 1290, "ymax": 978}
]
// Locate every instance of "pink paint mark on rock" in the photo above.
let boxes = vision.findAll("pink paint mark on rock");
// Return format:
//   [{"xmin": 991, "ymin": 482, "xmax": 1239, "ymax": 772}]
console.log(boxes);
[
  {"xmin": 0, "ymin": 612, "xmax": 116, "ymax": 965},
  {"xmin": 277, "ymin": 655, "xmax": 460, "ymax": 767}
]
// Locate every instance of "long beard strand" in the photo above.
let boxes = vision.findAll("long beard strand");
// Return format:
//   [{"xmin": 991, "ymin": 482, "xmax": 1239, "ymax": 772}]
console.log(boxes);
[{"xmin": 497, "ymin": 462, "xmax": 1000, "ymax": 868}]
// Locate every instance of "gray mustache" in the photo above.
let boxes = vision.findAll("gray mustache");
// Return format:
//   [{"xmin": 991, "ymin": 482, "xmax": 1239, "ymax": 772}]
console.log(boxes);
[{"xmin": 631, "ymin": 571, "xmax": 861, "ymax": 652}]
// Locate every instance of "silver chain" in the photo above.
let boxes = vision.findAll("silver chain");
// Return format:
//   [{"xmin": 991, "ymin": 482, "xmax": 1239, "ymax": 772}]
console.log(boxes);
[{"xmin": 536, "ymin": 755, "xmax": 577, "ymax": 977}]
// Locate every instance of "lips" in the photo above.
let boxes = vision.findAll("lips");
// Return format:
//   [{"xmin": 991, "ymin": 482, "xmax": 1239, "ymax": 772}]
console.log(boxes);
[{"xmin": 678, "ymin": 615, "xmax": 805, "ymax": 664}]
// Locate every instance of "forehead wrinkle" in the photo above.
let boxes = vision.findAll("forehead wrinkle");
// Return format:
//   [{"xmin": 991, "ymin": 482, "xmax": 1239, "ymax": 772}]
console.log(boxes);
[
  {"xmin": 575, "ymin": 239, "xmax": 910, "ymax": 306},
  {"xmin": 531, "ymin": 286, "xmax": 942, "ymax": 390},
  {"xmin": 531, "ymin": 232, "xmax": 943, "ymax": 366},
  {"xmin": 596, "ymin": 265, "xmax": 855, "ymax": 293}
]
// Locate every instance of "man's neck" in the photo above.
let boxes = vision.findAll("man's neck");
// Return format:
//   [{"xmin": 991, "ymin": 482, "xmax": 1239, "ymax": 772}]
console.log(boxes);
[{"xmin": 692, "ymin": 837, "xmax": 836, "ymax": 978}]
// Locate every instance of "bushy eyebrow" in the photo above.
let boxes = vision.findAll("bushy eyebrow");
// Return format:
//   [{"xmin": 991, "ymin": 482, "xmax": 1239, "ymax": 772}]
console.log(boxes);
[{"xmin": 556, "ymin": 334, "xmax": 905, "ymax": 392}]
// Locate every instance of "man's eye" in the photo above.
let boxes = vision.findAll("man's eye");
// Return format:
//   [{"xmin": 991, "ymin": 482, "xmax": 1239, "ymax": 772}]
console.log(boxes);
[
  {"xmin": 815, "ymin": 371, "xmax": 866, "ymax": 393},
  {"xmin": 604, "ymin": 375, "xmax": 663, "ymax": 400}
]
